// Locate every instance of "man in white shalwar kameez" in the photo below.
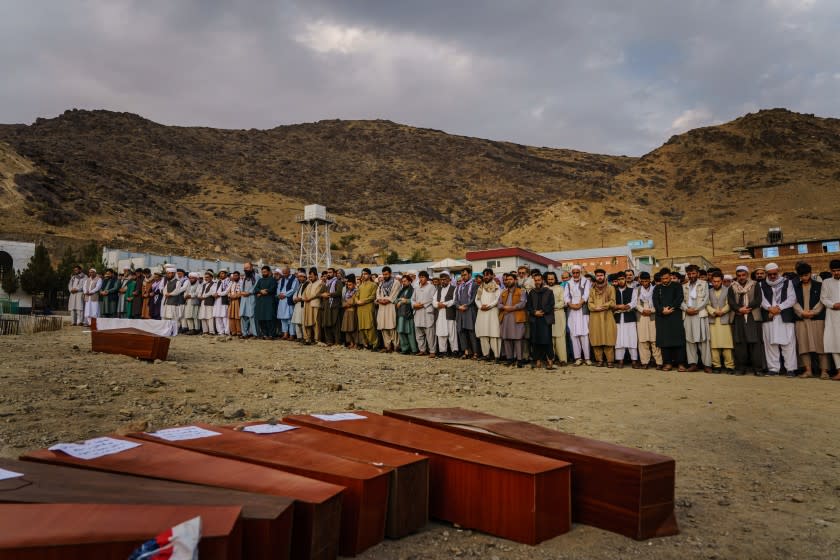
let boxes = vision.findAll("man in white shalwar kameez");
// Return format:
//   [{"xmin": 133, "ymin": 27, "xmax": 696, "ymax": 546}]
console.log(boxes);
[
  {"xmin": 213, "ymin": 270, "xmax": 231, "ymax": 335},
  {"xmin": 682, "ymin": 264, "xmax": 712, "ymax": 372},
  {"xmin": 760, "ymin": 263, "xmax": 798, "ymax": 376},
  {"xmin": 820, "ymin": 259, "xmax": 840, "ymax": 379},
  {"xmin": 82, "ymin": 268, "xmax": 102, "ymax": 326},
  {"xmin": 613, "ymin": 274, "xmax": 639, "ymax": 367},
  {"xmin": 68, "ymin": 266, "xmax": 86, "ymax": 326},
  {"xmin": 564, "ymin": 265, "xmax": 592, "ymax": 365},
  {"xmin": 162, "ymin": 266, "xmax": 187, "ymax": 322},
  {"xmin": 432, "ymin": 272, "xmax": 458, "ymax": 357},
  {"xmin": 181, "ymin": 272, "xmax": 201, "ymax": 334}
]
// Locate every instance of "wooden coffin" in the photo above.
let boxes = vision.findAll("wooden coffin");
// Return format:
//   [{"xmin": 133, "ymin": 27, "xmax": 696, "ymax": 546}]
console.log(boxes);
[
  {"xmin": 384, "ymin": 407, "xmax": 678, "ymax": 540},
  {"xmin": 90, "ymin": 325, "xmax": 170, "ymax": 361},
  {"xmin": 130, "ymin": 424, "xmax": 390, "ymax": 557},
  {"xmin": 0, "ymin": 457, "xmax": 293, "ymax": 560},
  {"xmin": 230, "ymin": 421, "xmax": 429, "ymax": 539},
  {"xmin": 284, "ymin": 411, "xmax": 572, "ymax": 545},
  {"xmin": 0, "ymin": 503, "xmax": 242, "ymax": 560},
  {"xmin": 21, "ymin": 435, "xmax": 344, "ymax": 560}
]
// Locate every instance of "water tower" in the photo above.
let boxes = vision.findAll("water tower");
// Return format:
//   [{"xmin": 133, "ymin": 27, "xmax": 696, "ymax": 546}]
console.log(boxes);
[{"xmin": 297, "ymin": 204, "xmax": 334, "ymax": 269}]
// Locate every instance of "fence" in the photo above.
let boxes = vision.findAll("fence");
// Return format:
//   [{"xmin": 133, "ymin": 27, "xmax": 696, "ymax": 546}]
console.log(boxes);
[{"xmin": 0, "ymin": 314, "xmax": 64, "ymax": 335}]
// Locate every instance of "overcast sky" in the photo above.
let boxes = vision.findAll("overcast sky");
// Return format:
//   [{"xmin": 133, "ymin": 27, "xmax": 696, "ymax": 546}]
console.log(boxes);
[{"xmin": 1, "ymin": 0, "xmax": 838, "ymax": 155}]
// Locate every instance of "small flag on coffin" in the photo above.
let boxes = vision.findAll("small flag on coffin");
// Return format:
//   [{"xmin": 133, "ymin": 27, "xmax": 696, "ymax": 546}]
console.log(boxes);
[{"xmin": 128, "ymin": 515, "xmax": 202, "ymax": 560}]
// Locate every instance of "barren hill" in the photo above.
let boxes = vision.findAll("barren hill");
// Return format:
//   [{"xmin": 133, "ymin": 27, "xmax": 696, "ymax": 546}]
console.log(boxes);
[{"xmin": 1, "ymin": 108, "xmax": 838, "ymax": 264}]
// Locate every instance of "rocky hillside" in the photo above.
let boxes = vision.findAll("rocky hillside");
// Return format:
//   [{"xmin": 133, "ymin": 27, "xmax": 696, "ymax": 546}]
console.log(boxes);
[{"xmin": 1, "ymin": 108, "xmax": 838, "ymax": 263}]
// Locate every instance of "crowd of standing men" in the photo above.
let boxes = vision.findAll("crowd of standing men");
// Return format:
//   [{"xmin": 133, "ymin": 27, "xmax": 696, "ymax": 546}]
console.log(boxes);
[{"xmin": 66, "ymin": 258, "xmax": 840, "ymax": 379}]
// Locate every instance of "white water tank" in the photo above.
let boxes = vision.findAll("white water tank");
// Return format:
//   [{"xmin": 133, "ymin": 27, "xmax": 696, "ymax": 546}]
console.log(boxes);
[{"xmin": 304, "ymin": 204, "xmax": 327, "ymax": 221}]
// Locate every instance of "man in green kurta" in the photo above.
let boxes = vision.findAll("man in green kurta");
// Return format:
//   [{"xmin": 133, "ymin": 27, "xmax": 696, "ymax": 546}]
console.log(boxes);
[
  {"xmin": 356, "ymin": 268, "xmax": 378, "ymax": 349},
  {"xmin": 253, "ymin": 265, "xmax": 278, "ymax": 339}
]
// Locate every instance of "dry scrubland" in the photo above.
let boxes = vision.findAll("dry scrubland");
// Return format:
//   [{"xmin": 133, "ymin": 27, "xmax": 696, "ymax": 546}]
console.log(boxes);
[{"xmin": 1, "ymin": 327, "xmax": 838, "ymax": 559}]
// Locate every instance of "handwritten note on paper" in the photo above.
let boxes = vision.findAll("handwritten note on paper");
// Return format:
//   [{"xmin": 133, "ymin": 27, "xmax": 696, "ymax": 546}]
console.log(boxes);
[
  {"xmin": 147, "ymin": 426, "xmax": 222, "ymax": 441},
  {"xmin": 242, "ymin": 423, "xmax": 299, "ymax": 434},
  {"xmin": 311, "ymin": 413, "xmax": 368, "ymax": 422},
  {"xmin": 0, "ymin": 468, "xmax": 24, "ymax": 481},
  {"xmin": 49, "ymin": 437, "xmax": 141, "ymax": 460}
]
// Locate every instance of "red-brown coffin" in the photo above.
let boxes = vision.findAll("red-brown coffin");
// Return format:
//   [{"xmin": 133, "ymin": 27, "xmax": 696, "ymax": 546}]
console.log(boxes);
[
  {"xmin": 21, "ymin": 435, "xmax": 344, "ymax": 560},
  {"xmin": 89, "ymin": 322, "xmax": 171, "ymax": 361},
  {"xmin": 129, "ymin": 424, "xmax": 389, "ymax": 557},
  {"xmin": 384, "ymin": 407, "xmax": 678, "ymax": 540},
  {"xmin": 284, "ymin": 411, "xmax": 572, "ymax": 545},
  {"xmin": 230, "ymin": 421, "xmax": 429, "ymax": 539},
  {"xmin": 0, "ymin": 503, "xmax": 241, "ymax": 560},
  {"xmin": 0, "ymin": 457, "xmax": 293, "ymax": 560}
]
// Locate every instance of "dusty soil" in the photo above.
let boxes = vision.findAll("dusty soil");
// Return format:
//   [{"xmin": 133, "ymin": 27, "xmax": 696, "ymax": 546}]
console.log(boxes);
[{"xmin": 1, "ymin": 326, "xmax": 838, "ymax": 559}]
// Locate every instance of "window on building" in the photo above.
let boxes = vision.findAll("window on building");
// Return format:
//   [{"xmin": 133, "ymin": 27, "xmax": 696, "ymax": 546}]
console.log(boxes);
[
  {"xmin": 823, "ymin": 241, "xmax": 840, "ymax": 253},
  {"xmin": 486, "ymin": 260, "xmax": 501, "ymax": 268},
  {"xmin": 797, "ymin": 244, "xmax": 809, "ymax": 254},
  {"xmin": 762, "ymin": 247, "xmax": 779, "ymax": 258}
]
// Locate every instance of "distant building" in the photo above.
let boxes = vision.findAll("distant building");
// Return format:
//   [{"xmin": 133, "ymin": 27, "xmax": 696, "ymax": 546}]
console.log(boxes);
[
  {"xmin": 540, "ymin": 246, "xmax": 636, "ymax": 275},
  {"xmin": 465, "ymin": 247, "xmax": 559, "ymax": 275},
  {"xmin": 745, "ymin": 237, "xmax": 840, "ymax": 260},
  {"xmin": 716, "ymin": 233, "xmax": 840, "ymax": 275},
  {"xmin": 658, "ymin": 255, "xmax": 715, "ymax": 274}
]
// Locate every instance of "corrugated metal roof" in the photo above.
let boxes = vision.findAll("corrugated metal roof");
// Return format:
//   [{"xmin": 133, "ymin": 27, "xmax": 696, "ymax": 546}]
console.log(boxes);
[{"xmin": 540, "ymin": 246, "xmax": 634, "ymax": 261}]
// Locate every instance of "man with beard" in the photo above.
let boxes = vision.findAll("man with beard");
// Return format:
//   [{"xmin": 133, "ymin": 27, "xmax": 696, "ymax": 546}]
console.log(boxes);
[
  {"xmin": 588, "ymin": 269, "xmax": 616, "ymax": 367},
  {"xmin": 820, "ymin": 259, "xmax": 840, "ymax": 379},
  {"xmin": 527, "ymin": 272, "xmax": 555, "ymax": 369},
  {"xmin": 613, "ymin": 273, "xmax": 638, "ymax": 368},
  {"xmin": 82, "ymin": 268, "xmax": 102, "ymax": 326},
  {"xmin": 793, "ymin": 262, "xmax": 828, "ymax": 378},
  {"xmin": 395, "ymin": 274, "xmax": 418, "ymax": 354},
  {"xmin": 432, "ymin": 272, "xmax": 458, "ymax": 357},
  {"xmin": 276, "ymin": 266, "xmax": 298, "ymax": 340},
  {"xmin": 197, "ymin": 270, "xmax": 217, "ymax": 334},
  {"xmin": 149, "ymin": 271, "xmax": 164, "ymax": 320},
  {"xmin": 181, "ymin": 272, "xmax": 201, "ymax": 334},
  {"xmin": 565, "ymin": 265, "xmax": 592, "ymax": 366},
  {"xmin": 728, "ymin": 265, "xmax": 766, "ymax": 375},
  {"xmin": 253, "ymin": 266, "xmax": 278, "ymax": 339},
  {"xmin": 320, "ymin": 267, "xmax": 342, "ymax": 345},
  {"xmin": 123, "ymin": 270, "xmax": 138, "ymax": 319},
  {"xmin": 341, "ymin": 274, "xmax": 359, "ymax": 348},
  {"xmin": 706, "ymin": 271, "xmax": 735, "ymax": 373},
  {"xmin": 374, "ymin": 266, "xmax": 400, "ymax": 352},
  {"xmin": 545, "ymin": 271, "xmax": 567, "ymax": 366},
  {"xmin": 682, "ymin": 264, "xmax": 712, "ymax": 373},
  {"xmin": 238, "ymin": 262, "xmax": 258, "ymax": 339},
  {"xmin": 635, "ymin": 271, "xmax": 662, "ymax": 369},
  {"xmin": 162, "ymin": 266, "xmax": 187, "ymax": 326},
  {"xmin": 455, "ymin": 269, "xmax": 480, "ymax": 359},
  {"xmin": 653, "ymin": 268, "xmax": 686, "ymax": 371},
  {"xmin": 99, "ymin": 268, "xmax": 121, "ymax": 319},
  {"xmin": 412, "ymin": 271, "xmax": 436, "ymax": 355},
  {"xmin": 499, "ymin": 273, "xmax": 528, "ymax": 367},
  {"xmin": 760, "ymin": 263, "xmax": 798, "ymax": 376},
  {"xmin": 68, "ymin": 265, "xmax": 86, "ymax": 326},
  {"xmin": 356, "ymin": 268, "xmax": 378, "ymax": 350},
  {"xmin": 213, "ymin": 270, "xmax": 230, "ymax": 335},
  {"xmin": 302, "ymin": 267, "xmax": 323, "ymax": 345},
  {"xmin": 117, "ymin": 268, "xmax": 130, "ymax": 318},
  {"xmin": 475, "ymin": 268, "xmax": 501, "ymax": 361},
  {"xmin": 291, "ymin": 268, "xmax": 308, "ymax": 341}
]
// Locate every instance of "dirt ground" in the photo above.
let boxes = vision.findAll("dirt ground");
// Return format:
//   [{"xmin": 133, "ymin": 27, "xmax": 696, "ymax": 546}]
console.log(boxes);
[{"xmin": 1, "ymin": 326, "xmax": 838, "ymax": 559}]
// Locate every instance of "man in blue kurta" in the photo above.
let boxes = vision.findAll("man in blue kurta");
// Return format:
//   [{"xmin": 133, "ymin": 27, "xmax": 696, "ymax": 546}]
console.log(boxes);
[{"xmin": 276, "ymin": 266, "xmax": 299, "ymax": 340}]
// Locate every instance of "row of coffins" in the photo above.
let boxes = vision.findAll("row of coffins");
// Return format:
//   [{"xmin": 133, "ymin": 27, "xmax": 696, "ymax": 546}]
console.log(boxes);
[{"xmin": 2, "ymin": 409, "xmax": 678, "ymax": 558}]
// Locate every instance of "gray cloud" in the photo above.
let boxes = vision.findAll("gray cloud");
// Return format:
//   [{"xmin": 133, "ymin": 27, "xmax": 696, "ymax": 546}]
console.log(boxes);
[{"xmin": 1, "ymin": 0, "xmax": 838, "ymax": 155}]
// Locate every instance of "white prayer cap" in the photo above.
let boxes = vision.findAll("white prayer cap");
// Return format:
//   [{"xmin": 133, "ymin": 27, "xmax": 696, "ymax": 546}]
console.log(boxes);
[
  {"xmin": 440, "ymin": 270, "xmax": 451, "ymax": 278},
  {"xmin": 165, "ymin": 266, "xmax": 176, "ymax": 273},
  {"xmin": 765, "ymin": 262, "xmax": 780, "ymax": 271},
  {"xmin": 88, "ymin": 268, "xmax": 96, "ymax": 273},
  {"xmin": 274, "ymin": 268, "xmax": 282, "ymax": 273},
  {"xmin": 723, "ymin": 274, "xmax": 733, "ymax": 281},
  {"xmin": 407, "ymin": 269, "xmax": 418, "ymax": 276},
  {"xmin": 188, "ymin": 272, "xmax": 199, "ymax": 278},
  {"xmin": 571, "ymin": 264, "xmax": 582, "ymax": 271},
  {"xmin": 735, "ymin": 265, "xmax": 749, "ymax": 273}
]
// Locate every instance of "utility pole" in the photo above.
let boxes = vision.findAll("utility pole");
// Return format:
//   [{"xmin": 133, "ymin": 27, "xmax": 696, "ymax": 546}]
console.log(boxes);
[
  {"xmin": 664, "ymin": 221, "xmax": 670, "ymax": 257},
  {"xmin": 711, "ymin": 230, "xmax": 716, "ymax": 257}
]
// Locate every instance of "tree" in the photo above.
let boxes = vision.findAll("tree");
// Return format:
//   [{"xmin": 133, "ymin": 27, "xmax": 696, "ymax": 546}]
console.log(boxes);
[
  {"xmin": 409, "ymin": 248, "xmax": 431, "ymax": 263},
  {"xmin": 338, "ymin": 234, "xmax": 359, "ymax": 253},
  {"xmin": 20, "ymin": 243, "xmax": 58, "ymax": 296},
  {"xmin": 384, "ymin": 250, "xmax": 400, "ymax": 265},
  {"xmin": 56, "ymin": 246, "xmax": 78, "ymax": 289},
  {"xmin": 78, "ymin": 241, "xmax": 107, "ymax": 273},
  {"xmin": 1, "ymin": 269, "xmax": 19, "ymax": 296}
]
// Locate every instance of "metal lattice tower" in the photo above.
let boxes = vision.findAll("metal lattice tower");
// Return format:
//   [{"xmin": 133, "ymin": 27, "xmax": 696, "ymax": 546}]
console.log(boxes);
[{"xmin": 296, "ymin": 204, "xmax": 334, "ymax": 269}]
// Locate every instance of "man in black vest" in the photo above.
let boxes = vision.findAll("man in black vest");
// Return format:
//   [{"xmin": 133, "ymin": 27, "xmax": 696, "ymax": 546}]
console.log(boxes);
[
  {"xmin": 432, "ymin": 272, "xmax": 458, "ymax": 357},
  {"xmin": 613, "ymin": 273, "xmax": 639, "ymax": 368},
  {"xmin": 760, "ymin": 263, "xmax": 797, "ymax": 376}
]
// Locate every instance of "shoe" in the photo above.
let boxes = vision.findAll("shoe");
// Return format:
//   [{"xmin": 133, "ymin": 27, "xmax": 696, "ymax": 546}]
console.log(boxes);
[
  {"xmin": 516, "ymin": 360, "xmax": 525, "ymax": 368},
  {"xmin": 686, "ymin": 364, "xmax": 698, "ymax": 372},
  {"xmin": 767, "ymin": 371, "xmax": 779, "ymax": 377},
  {"xmin": 704, "ymin": 367, "xmax": 713, "ymax": 373},
  {"xmin": 584, "ymin": 360, "xmax": 593, "ymax": 366},
  {"xmin": 831, "ymin": 373, "xmax": 840, "ymax": 381},
  {"xmin": 677, "ymin": 366, "xmax": 687, "ymax": 372},
  {"xmin": 662, "ymin": 364, "xmax": 673, "ymax": 371},
  {"xmin": 607, "ymin": 362, "xmax": 615, "ymax": 368},
  {"xmin": 631, "ymin": 361, "xmax": 641, "ymax": 369},
  {"xmin": 755, "ymin": 371, "xmax": 765, "ymax": 377},
  {"xmin": 820, "ymin": 371, "xmax": 829, "ymax": 380},
  {"xmin": 573, "ymin": 359, "xmax": 583, "ymax": 366}
]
